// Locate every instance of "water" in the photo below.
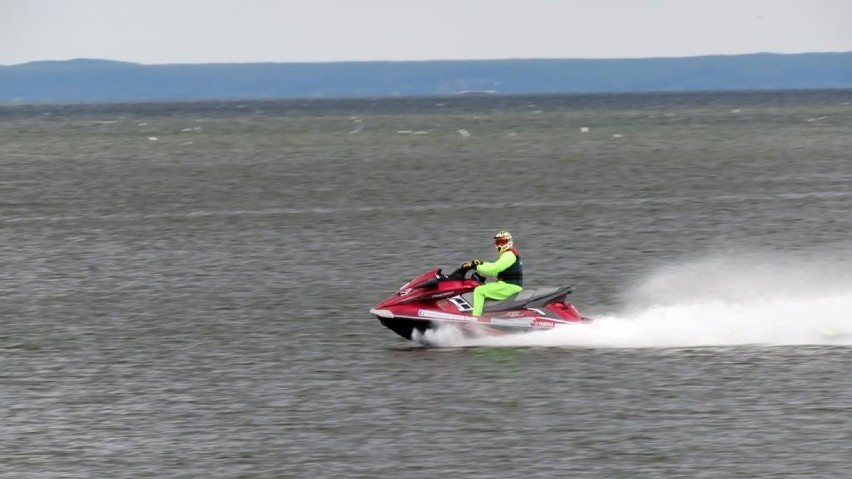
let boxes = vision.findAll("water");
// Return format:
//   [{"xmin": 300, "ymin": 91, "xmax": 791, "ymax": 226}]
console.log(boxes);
[{"xmin": 1, "ymin": 91, "xmax": 852, "ymax": 478}]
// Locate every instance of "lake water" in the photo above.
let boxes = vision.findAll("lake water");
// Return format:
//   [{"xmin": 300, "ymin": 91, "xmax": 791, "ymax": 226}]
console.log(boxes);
[{"xmin": 1, "ymin": 91, "xmax": 852, "ymax": 478}]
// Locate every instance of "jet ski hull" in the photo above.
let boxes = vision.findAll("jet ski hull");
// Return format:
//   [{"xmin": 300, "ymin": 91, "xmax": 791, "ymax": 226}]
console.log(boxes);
[
  {"xmin": 375, "ymin": 314, "xmax": 568, "ymax": 341},
  {"xmin": 377, "ymin": 316, "xmax": 429, "ymax": 340}
]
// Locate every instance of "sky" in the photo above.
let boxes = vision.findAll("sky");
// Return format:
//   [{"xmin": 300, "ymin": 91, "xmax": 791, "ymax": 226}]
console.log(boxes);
[{"xmin": 1, "ymin": 0, "xmax": 851, "ymax": 66}]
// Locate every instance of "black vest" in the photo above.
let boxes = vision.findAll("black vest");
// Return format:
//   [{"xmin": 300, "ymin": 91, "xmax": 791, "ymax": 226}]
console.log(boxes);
[{"xmin": 497, "ymin": 249, "xmax": 523, "ymax": 287}]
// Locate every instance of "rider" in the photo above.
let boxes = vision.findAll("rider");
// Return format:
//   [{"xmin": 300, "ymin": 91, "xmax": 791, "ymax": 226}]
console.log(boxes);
[{"xmin": 462, "ymin": 230, "xmax": 524, "ymax": 316}]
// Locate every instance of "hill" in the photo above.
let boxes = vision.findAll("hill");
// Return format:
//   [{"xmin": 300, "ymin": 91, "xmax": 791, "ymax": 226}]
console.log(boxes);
[{"xmin": 1, "ymin": 52, "xmax": 851, "ymax": 103}]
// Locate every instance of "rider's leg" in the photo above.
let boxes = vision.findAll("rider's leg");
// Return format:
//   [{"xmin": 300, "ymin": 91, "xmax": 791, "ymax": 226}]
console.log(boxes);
[{"xmin": 472, "ymin": 281, "xmax": 523, "ymax": 316}]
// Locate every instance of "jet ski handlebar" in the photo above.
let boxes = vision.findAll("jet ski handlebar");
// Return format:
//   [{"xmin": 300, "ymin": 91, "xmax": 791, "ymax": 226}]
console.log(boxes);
[{"xmin": 445, "ymin": 265, "xmax": 486, "ymax": 283}]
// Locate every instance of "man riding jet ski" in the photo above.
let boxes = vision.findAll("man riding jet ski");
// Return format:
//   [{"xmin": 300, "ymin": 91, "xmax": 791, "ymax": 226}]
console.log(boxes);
[
  {"xmin": 370, "ymin": 230, "xmax": 590, "ymax": 342},
  {"xmin": 463, "ymin": 230, "xmax": 524, "ymax": 317}
]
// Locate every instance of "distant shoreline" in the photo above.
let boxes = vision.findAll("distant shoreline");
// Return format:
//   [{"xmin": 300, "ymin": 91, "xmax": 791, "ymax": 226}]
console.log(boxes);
[{"xmin": 2, "ymin": 52, "xmax": 851, "ymax": 104}]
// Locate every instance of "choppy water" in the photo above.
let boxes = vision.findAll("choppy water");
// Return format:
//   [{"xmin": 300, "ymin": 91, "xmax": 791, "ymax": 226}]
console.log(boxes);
[{"xmin": 2, "ymin": 91, "xmax": 852, "ymax": 478}]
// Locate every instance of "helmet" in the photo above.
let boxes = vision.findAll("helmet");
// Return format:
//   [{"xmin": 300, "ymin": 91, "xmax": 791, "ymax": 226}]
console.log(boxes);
[{"xmin": 494, "ymin": 230, "xmax": 513, "ymax": 253}]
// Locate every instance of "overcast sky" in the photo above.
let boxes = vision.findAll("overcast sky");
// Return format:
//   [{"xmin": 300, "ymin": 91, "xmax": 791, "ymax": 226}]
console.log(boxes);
[{"xmin": 1, "ymin": 0, "xmax": 851, "ymax": 66}]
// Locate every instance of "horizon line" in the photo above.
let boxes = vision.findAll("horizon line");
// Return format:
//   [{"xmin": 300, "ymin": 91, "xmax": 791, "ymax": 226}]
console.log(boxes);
[{"xmin": 4, "ymin": 50, "xmax": 852, "ymax": 68}]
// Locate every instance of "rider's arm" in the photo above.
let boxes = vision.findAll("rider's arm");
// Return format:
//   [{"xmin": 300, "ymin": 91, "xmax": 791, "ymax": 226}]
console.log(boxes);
[{"xmin": 475, "ymin": 251, "xmax": 517, "ymax": 277}]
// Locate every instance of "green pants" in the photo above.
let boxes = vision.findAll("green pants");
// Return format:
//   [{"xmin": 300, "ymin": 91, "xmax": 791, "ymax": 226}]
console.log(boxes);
[{"xmin": 472, "ymin": 281, "xmax": 523, "ymax": 316}]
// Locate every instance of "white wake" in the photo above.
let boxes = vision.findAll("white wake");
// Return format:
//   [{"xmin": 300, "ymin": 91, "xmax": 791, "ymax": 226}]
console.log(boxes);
[{"xmin": 426, "ymin": 251, "xmax": 852, "ymax": 349}]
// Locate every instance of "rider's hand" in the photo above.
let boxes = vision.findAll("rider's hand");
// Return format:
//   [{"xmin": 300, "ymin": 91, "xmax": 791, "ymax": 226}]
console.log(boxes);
[
  {"xmin": 461, "ymin": 261, "xmax": 472, "ymax": 269},
  {"xmin": 472, "ymin": 258, "xmax": 483, "ymax": 267}
]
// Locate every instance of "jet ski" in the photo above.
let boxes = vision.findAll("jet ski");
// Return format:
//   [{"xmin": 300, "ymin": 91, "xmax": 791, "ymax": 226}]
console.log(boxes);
[{"xmin": 370, "ymin": 265, "xmax": 590, "ymax": 342}]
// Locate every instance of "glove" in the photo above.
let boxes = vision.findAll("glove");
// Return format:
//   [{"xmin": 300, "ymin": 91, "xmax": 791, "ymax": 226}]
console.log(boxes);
[
  {"xmin": 472, "ymin": 259, "xmax": 483, "ymax": 267},
  {"xmin": 460, "ymin": 261, "xmax": 472, "ymax": 269}
]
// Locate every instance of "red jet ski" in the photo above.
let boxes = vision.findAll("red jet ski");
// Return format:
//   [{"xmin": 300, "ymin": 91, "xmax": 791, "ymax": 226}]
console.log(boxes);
[{"xmin": 370, "ymin": 265, "xmax": 590, "ymax": 341}]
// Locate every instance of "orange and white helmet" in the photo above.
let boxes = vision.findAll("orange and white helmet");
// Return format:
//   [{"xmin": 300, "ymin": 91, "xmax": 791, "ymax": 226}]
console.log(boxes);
[{"xmin": 494, "ymin": 230, "xmax": 513, "ymax": 253}]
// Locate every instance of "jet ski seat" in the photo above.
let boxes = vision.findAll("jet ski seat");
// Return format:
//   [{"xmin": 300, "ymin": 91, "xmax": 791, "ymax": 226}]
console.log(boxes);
[{"xmin": 461, "ymin": 286, "xmax": 572, "ymax": 313}]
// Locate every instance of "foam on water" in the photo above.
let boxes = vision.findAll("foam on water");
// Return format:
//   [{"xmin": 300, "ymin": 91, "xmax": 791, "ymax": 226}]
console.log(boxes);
[{"xmin": 430, "ymin": 251, "xmax": 852, "ymax": 349}]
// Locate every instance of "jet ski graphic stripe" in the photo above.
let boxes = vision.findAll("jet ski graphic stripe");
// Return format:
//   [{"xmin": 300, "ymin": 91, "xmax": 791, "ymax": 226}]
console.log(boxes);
[
  {"xmin": 369, "ymin": 308, "xmax": 394, "ymax": 319},
  {"xmin": 489, "ymin": 317, "xmax": 533, "ymax": 326},
  {"xmin": 417, "ymin": 310, "xmax": 476, "ymax": 321}
]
